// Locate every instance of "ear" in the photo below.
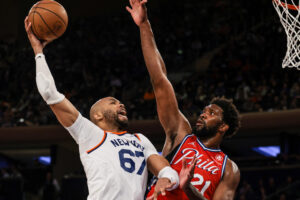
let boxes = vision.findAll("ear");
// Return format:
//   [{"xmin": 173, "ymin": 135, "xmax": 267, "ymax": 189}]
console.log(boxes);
[
  {"xmin": 93, "ymin": 112, "xmax": 103, "ymax": 121},
  {"xmin": 219, "ymin": 123, "xmax": 229, "ymax": 135}
]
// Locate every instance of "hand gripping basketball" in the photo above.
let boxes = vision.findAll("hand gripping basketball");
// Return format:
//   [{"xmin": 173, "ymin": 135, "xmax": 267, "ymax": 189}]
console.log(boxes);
[{"xmin": 28, "ymin": 0, "xmax": 68, "ymax": 41}]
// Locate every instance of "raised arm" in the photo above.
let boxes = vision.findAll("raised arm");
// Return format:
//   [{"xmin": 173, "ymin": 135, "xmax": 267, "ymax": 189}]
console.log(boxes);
[
  {"xmin": 127, "ymin": 0, "xmax": 191, "ymax": 153},
  {"xmin": 25, "ymin": 17, "xmax": 78, "ymax": 127}
]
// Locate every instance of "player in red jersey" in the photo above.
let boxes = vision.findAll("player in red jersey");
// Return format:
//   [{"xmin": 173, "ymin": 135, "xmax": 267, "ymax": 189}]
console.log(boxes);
[{"xmin": 127, "ymin": 0, "xmax": 241, "ymax": 199}]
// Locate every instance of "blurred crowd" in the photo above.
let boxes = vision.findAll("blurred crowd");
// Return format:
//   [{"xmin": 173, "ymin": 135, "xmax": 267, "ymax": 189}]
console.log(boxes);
[
  {"xmin": 236, "ymin": 175, "xmax": 300, "ymax": 200},
  {"xmin": 0, "ymin": 0, "xmax": 299, "ymax": 127},
  {"xmin": 1, "ymin": 162, "xmax": 299, "ymax": 200}
]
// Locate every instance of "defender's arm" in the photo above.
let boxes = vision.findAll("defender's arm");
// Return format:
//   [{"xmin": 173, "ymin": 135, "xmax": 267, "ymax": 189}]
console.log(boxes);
[
  {"xmin": 139, "ymin": 20, "xmax": 191, "ymax": 139},
  {"xmin": 127, "ymin": 0, "xmax": 191, "ymax": 151}
]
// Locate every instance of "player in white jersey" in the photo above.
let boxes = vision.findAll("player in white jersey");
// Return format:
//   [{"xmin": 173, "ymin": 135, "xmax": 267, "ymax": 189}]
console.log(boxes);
[
  {"xmin": 66, "ymin": 103, "xmax": 166, "ymax": 200},
  {"xmin": 24, "ymin": 17, "xmax": 185, "ymax": 200}
]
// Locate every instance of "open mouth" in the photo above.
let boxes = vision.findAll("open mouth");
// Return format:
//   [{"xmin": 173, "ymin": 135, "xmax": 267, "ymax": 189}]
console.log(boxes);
[{"xmin": 118, "ymin": 109, "xmax": 127, "ymax": 117}]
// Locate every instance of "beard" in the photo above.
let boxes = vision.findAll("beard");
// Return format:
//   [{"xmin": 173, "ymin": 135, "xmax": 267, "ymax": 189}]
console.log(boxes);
[
  {"xmin": 103, "ymin": 110, "xmax": 129, "ymax": 130},
  {"xmin": 193, "ymin": 120, "xmax": 220, "ymax": 140}
]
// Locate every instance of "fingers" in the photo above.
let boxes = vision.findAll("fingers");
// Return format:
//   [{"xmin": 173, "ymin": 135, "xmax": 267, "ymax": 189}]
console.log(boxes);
[
  {"xmin": 146, "ymin": 194, "xmax": 154, "ymax": 200},
  {"xmin": 129, "ymin": 0, "xmax": 147, "ymax": 7},
  {"xmin": 27, "ymin": 22, "xmax": 32, "ymax": 33},
  {"xmin": 188, "ymin": 156, "xmax": 198, "ymax": 176},
  {"xmin": 153, "ymin": 190, "xmax": 158, "ymax": 200},
  {"xmin": 191, "ymin": 155, "xmax": 197, "ymax": 166},
  {"xmin": 24, "ymin": 16, "xmax": 33, "ymax": 35},
  {"xmin": 126, "ymin": 6, "xmax": 132, "ymax": 13},
  {"xmin": 166, "ymin": 182, "xmax": 176, "ymax": 189},
  {"xmin": 182, "ymin": 157, "xmax": 187, "ymax": 168},
  {"xmin": 160, "ymin": 187, "xmax": 166, "ymax": 196},
  {"xmin": 24, "ymin": 16, "xmax": 30, "ymax": 32},
  {"xmin": 24, "ymin": 16, "xmax": 28, "ymax": 28},
  {"xmin": 129, "ymin": 0, "xmax": 133, "ymax": 6},
  {"xmin": 141, "ymin": 0, "xmax": 148, "ymax": 5}
]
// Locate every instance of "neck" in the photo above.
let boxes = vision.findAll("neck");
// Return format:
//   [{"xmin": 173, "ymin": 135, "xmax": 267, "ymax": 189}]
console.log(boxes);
[
  {"xmin": 96, "ymin": 121, "xmax": 124, "ymax": 132},
  {"xmin": 200, "ymin": 134, "xmax": 223, "ymax": 149}
]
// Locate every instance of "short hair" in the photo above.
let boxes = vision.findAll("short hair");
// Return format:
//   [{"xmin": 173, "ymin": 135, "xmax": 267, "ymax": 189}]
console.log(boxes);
[{"xmin": 210, "ymin": 97, "xmax": 241, "ymax": 138}]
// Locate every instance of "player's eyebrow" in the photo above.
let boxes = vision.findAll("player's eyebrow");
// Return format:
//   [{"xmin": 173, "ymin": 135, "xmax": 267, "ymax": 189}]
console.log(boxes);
[
  {"xmin": 109, "ymin": 98, "xmax": 120, "ymax": 104},
  {"xmin": 203, "ymin": 106, "xmax": 218, "ymax": 114}
]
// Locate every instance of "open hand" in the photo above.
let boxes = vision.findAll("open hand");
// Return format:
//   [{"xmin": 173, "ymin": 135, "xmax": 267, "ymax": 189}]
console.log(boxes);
[
  {"xmin": 126, "ymin": 0, "xmax": 148, "ymax": 26},
  {"xmin": 146, "ymin": 177, "xmax": 176, "ymax": 200},
  {"xmin": 179, "ymin": 156, "xmax": 198, "ymax": 190},
  {"xmin": 24, "ymin": 16, "xmax": 51, "ymax": 55}
]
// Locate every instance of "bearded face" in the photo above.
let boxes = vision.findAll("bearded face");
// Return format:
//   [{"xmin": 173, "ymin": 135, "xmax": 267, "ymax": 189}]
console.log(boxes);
[
  {"xmin": 102, "ymin": 109, "xmax": 128, "ymax": 130},
  {"xmin": 193, "ymin": 116, "xmax": 222, "ymax": 140}
]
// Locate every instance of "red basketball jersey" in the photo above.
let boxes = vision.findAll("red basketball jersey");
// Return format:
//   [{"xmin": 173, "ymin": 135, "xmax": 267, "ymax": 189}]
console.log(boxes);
[{"xmin": 147, "ymin": 134, "xmax": 228, "ymax": 200}]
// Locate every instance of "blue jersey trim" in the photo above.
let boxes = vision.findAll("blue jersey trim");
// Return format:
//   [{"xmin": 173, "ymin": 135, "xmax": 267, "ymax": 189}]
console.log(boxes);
[
  {"xmin": 221, "ymin": 155, "xmax": 228, "ymax": 179},
  {"xmin": 170, "ymin": 134, "xmax": 193, "ymax": 164},
  {"xmin": 196, "ymin": 138, "xmax": 222, "ymax": 152}
]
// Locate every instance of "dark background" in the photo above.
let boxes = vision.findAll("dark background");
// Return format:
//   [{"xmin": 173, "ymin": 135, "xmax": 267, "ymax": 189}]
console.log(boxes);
[{"xmin": 0, "ymin": 0, "xmax": 299, "ymax": 199}]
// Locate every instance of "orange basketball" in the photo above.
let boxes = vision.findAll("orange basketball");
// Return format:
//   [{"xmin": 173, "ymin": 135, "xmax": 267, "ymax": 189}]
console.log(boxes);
[{"xmin": 28, "ymin": 0, "xmax": 68, "ymax": 41}]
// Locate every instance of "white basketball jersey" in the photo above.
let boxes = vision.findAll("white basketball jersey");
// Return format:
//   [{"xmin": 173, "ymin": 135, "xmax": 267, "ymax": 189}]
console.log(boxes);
[{"xmin": 66, "ymin": 114, "xmax": 158, "ymax": 200}]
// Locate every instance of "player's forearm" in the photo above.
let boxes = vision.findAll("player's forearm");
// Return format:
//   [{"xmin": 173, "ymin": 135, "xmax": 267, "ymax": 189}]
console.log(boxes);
[
  {"xmin": 35, "ymin": 54, "xmax": 65, "ymax": 105},
  {"xmin": 183, "ymin": 183, "xmax": 208, "ymax": 200},
  {"xmin": 139, "ymin": 20, "xmax": 167, "ymax": 83}
]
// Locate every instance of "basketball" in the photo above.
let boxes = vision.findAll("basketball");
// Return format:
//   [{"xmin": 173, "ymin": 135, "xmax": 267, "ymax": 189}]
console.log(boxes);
[{"xmin": 28, "ymin": 0, "xmax": 68, "ymax": 41}]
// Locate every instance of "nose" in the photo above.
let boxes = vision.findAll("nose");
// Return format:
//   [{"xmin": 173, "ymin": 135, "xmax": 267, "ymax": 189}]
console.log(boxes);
[
  {"xmin": 120, "ymin": 103, "xmax": 125, "ymax": 109},
  {"xmin": 200, "ymin": 112, "xmax": 206, "ymax": 119}
]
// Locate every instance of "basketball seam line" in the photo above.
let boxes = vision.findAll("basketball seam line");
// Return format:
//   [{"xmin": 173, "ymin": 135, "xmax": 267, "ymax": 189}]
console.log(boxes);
[
  {"xmin": 34, "ymin": 2, "xmax": 61, "ymax": 5},
  {"xmin": 31, "ymin": 9, "xmax": 42, "ymax": 40},
  {"xmin": 34, "ymin": 6, "xmax": 67, "ymax": 26},
  {"xmin": 33, "ymin": 11, "xmax": 58, "ymax": 38}
]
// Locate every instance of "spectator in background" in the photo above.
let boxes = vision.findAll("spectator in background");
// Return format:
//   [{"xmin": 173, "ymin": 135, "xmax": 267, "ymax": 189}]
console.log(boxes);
[
  {"xmin": 40, "ymin": 171, "xmax": 60, "ymax": 200},
  {"xmin": 0, "ymin": 0, "xmax": 299, "ymax": 127},
  {"xmin": 265, "ymin": 177, "xmax": 277, "ymax": 196}
]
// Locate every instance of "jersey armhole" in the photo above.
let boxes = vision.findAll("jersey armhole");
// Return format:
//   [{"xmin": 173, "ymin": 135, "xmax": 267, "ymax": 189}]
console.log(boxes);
[
  {"xmin": 86, "ymin": 132, "xmax": 107, "ymax": 154},
  {"xmin": 221, "ymin": 155, "xmax": 228, "ymax": 179},
  {"xmin": 168, "ymin": 134, "xmax": 193, "ymax": 164},
  {"xmin": 134, "ymin": 133, "xmax": 141, "ymax": 141}
]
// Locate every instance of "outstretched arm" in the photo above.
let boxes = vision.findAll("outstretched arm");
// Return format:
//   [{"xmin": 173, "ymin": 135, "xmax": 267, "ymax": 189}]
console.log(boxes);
[
  {"xmin": 127, "ymin": 0, "xmax": 191, "ymax": 153},
  {"xmin": 25, "ymin": 17, "xmax": 78, "ymax": 127}
]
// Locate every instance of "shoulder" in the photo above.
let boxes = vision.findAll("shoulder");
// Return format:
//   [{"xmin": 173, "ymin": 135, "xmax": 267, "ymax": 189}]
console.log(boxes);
[
  {"xmin": 133, "ymin": 133, "xmax": 155, "ymax": 146},
  {"xmin": 222, "ymin": 158, "xmax": 240, "ymax": 187},
  {"xmin": 132, "ymin": 133, "xmax": 144, "ymax": 141},
  {"xmin": 66, "ymin": 113, "xmax": 105, "ymax": 145},
  {"xmin": 67, "ymin": 114, "xmax": 97, "ymax": 129}
]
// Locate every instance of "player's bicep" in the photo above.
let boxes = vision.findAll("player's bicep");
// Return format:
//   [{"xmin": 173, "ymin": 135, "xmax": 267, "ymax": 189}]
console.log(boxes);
[
  {"xmin": 213, "ymin": 160, "xmax": 240, "ymax": 200},
  {"xmin": 50, "ymin": 98, "xmax": 79, "ymax": 127}
]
